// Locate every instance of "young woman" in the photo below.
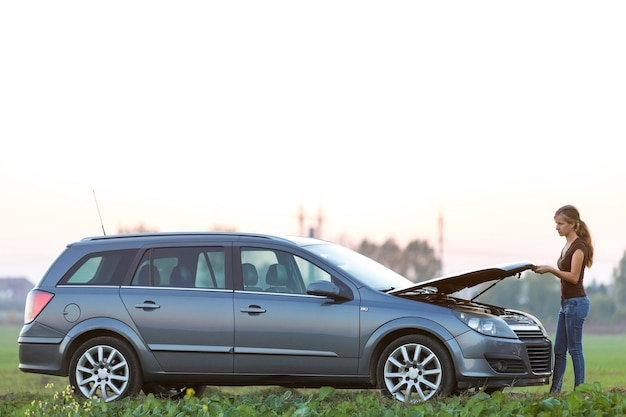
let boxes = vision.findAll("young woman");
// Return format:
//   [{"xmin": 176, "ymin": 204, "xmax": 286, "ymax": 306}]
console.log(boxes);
[{"xmin": 534, "ymin": 204, "xmax": 593, "ymax": 393}]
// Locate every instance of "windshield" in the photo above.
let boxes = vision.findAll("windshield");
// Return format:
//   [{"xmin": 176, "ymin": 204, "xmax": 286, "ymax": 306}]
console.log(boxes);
[{"xmin": 304, "ymin": 243, "xmax": 413, "ymax": 290}]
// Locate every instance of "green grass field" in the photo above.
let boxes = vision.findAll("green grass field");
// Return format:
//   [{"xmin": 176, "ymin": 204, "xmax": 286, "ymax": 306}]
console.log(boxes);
[
  {"xmin": 2, "ymin": 326, "xmax": 624, "ymax": 396},
  {"xmin": 0, "ymin": 326, "xmax": 67, "ymax": 396},
  {"xmin": 508, "ymin": 331, "xmax": 626, "ymax": 394}
]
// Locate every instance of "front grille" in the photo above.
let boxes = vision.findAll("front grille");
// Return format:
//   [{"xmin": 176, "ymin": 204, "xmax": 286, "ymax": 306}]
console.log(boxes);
[
  {"xmin": 513, "ymin": 328, "xmax": 545, "ymax": 339},
  {"xmin": 510, "ymin": 328, "xmax": 552, "ymax": 374},
  {"xmin": 504, "ymin": 327, "xmax": 553, "ymax": 374},
  {"xmin": 525, "ymin": 343, "xmax": 552, "ymax": 373}
]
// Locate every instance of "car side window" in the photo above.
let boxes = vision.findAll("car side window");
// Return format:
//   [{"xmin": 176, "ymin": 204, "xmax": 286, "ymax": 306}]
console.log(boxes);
[
  {"xmin": 241, "ymin": 248, "xmax": 330, "ymax": 294},
  {"xmin": 131, "ymin": 247, "xmax": 227, "ymax": 289},
  {"xmin": 196, "ymin": 248, "xmax": 226, "ymax": 289},
  {"xmin": 294, "ymin": 255, "xmax": 332, "ymax": 287},
  {"xmin": 59, "ymin": 249, "xmax": 137, "ymax": 286}
]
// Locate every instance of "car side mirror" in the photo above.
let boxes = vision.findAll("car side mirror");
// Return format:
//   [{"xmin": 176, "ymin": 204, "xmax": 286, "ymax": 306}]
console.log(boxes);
[{"xmin": 306, "ymin": 280, "xmax": 343, "ymax": 299}]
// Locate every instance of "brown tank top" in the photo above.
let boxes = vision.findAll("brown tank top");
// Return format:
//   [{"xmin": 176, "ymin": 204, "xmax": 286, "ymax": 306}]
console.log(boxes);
[{"xmin": 557, "ymin": 237, "xmax": 588, "ymax": 299}]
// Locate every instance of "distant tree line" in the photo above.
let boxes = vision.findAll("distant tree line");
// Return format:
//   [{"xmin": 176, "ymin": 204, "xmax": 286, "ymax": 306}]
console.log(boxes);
[
  {"xmin": 356, "ymin": 238, "xmax": 440, "ymax": 282},
  {"xmin": 352, "ymin": 238, "xmax": 626, "ymax": 333},
  {"xmin": 471, "ymin": 270, "xmax": 624, "ymax": 333}
]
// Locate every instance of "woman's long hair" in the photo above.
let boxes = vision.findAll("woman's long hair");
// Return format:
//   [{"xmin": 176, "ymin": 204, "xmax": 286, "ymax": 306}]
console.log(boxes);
[{"xmin": 555, "ymin": 204, "xmax": 594, "ymax": 267}]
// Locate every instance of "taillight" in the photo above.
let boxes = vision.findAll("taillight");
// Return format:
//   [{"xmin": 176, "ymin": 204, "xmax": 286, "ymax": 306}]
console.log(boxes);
[{"xmin": 24, "ymin": 290, "xmax": 54, "ymax": 324}]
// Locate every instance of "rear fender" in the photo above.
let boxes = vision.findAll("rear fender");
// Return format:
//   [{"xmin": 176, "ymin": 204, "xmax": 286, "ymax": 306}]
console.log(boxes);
[{"xmin": 61, "ymin": 317, "xmax": 163, "ymax": 376}]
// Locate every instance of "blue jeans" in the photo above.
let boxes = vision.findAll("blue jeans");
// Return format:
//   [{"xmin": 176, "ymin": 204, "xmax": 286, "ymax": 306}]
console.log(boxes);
[{"xmin": 550, "ymin": 296, "xmax": 590, "ymax": 393}]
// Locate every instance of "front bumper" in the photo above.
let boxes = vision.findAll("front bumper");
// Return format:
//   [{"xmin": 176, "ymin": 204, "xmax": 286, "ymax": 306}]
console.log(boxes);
[{"xmin": 452, "ymin": 329, "xmax": 552, "ymax": 390}]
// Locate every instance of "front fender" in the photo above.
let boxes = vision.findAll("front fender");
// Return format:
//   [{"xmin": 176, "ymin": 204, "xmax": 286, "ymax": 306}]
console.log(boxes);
[{"xmin": 360, "ymin": 316, "xmax": 464, "ymax": 376}]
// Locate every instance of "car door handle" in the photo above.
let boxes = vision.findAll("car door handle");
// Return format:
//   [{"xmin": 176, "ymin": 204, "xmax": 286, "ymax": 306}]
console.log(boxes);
[
  {"xmin": 240, "ymin": 305, "xmax": 266, "ymax": 314},
  {"xmin": 135, "ymin": 301, "xmax": 160, "ymax": 310}
]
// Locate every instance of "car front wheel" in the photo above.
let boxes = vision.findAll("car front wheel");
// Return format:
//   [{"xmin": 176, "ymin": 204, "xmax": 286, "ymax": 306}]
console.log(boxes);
[
  {"xmin": 376, "ymin": 334, "xmax": 455, "ymax": 403},
  {"xmin": 69, "ymin": 336, "xmax": 142, "ymax": 402}
]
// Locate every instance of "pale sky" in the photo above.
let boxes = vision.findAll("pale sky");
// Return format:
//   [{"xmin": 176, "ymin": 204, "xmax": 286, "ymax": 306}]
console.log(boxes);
[{"xmin": 1, "ymin": 1, "xmax": 625, "ymax": 285}]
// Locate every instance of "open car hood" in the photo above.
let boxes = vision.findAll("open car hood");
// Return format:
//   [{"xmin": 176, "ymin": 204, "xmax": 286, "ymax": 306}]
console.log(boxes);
[{"xmin": 388, "ymin": 262, "xmax": 535, "ymax": 296}]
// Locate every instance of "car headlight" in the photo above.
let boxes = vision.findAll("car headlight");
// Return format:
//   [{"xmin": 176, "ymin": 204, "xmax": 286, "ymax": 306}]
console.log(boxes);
[{"xmin": 453, "ymin": 310, "xmax": 517, "ymax": 339}]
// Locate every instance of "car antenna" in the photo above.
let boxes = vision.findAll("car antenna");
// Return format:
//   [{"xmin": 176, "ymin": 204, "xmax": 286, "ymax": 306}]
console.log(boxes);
[{"xmin": 92, "ymin": 190, "xmax": 107, "ymax": 236}]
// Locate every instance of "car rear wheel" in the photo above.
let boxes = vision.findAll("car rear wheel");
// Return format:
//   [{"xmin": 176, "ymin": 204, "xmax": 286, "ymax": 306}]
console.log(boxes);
[
  {"xmin": 142, "ymin": 383, "xmax": 206, "ymax": 400},
  {"xmin": 69, "ymin": 336, "xmax": 142, "ymax": 402},
  {"xmin": 376, "ymin": 334, "xmax": 455, "ymax": 403}
]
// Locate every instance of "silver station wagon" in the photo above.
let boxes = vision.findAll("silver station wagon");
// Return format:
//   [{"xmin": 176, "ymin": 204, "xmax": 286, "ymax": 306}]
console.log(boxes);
[{"xmin": 18, "ymin": 233, "xmax": 552, "ymax": 402}]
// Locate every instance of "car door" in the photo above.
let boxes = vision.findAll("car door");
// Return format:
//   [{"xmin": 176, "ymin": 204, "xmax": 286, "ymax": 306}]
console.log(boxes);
[
  {"xmin": 120, "ymin": 245, "xmax": 234, "ymax": 373},
  {"xmin": 233, "ymin": 247, "xmax": 360, "ymax": 375}
]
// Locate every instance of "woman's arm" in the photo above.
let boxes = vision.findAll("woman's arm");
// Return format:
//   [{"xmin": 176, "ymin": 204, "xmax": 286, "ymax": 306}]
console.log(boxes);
[{"xmin": 534, "ymin": 249, "xmax": 585, "ymax": 284}]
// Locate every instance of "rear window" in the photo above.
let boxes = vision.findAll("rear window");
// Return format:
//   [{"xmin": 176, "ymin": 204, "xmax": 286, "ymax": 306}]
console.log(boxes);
[{"xmin": 59, "ymin": 249, "xmax": 138, "ymax": 286}]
